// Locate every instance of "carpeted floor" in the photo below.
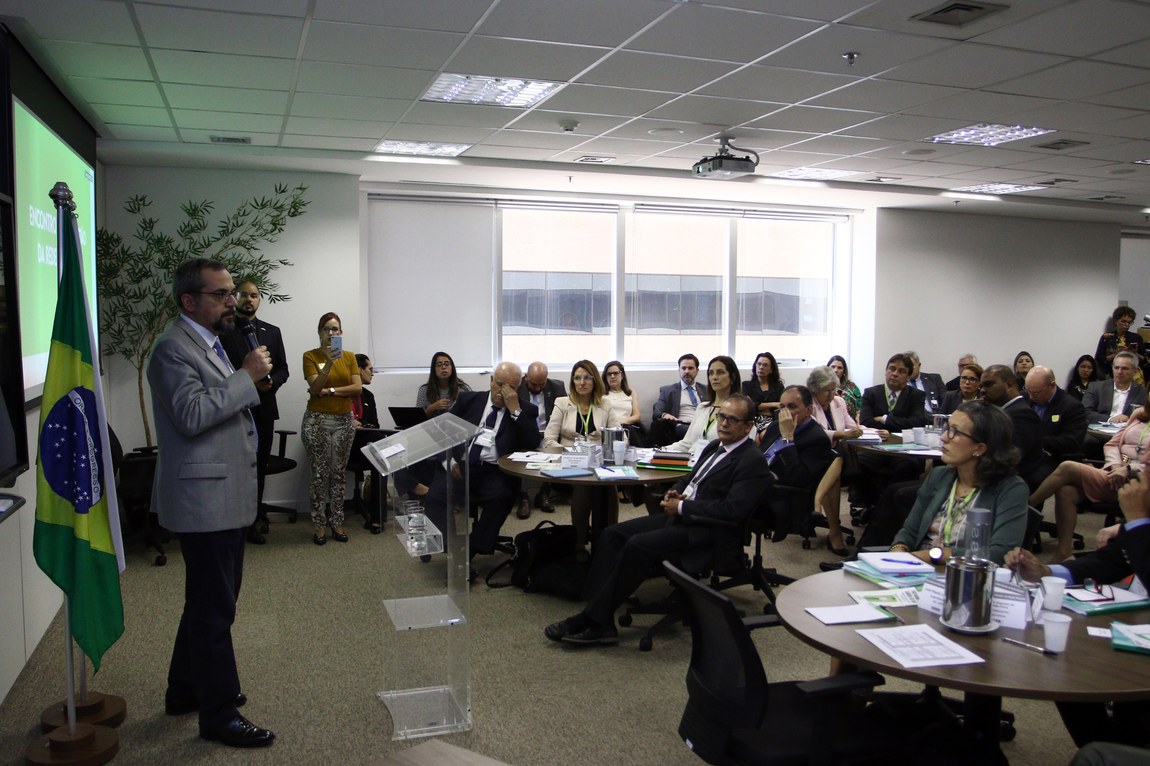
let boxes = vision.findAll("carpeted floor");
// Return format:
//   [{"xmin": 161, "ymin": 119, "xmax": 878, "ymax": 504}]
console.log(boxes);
[{"xmin": 0, "ymin": 489, "xmax": 1100, "ymax": 766}]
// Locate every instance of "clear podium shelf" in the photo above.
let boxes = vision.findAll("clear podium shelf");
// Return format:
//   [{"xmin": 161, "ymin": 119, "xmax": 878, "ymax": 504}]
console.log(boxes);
[{"xmin": 383, "ymin": 594, "xmax": 467, "ymax": 631}]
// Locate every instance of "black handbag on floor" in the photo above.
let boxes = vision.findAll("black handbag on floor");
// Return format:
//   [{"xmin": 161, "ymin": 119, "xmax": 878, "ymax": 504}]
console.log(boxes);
[{"xmin": 486, "ymin": 520, "xmax": 586, "ymax": 598}]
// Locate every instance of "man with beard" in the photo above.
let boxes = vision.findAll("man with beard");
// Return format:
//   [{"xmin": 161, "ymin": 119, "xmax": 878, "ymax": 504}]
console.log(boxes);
[
  {"xmin": 148, "ymin": 258, "xmax": 275, "ymax": 747},
  {"xmin": 220, "ymin": 279, "xmax": 290, "ymax": 543}
]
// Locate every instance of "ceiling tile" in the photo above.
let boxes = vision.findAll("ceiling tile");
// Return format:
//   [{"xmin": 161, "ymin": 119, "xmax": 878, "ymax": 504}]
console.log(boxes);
[
  {"xmin": 314, "ymin": 0, "xmax": 489, "ymax": 32},
  {"xmin": 40, "ymin": 40, "xmax": 152, "ymax": 80},
  {"xmin": 625, "ymin": 6, "xmax": 821, "ymax": 63},
  {"xmin": 464, "ymin": 145, "xmax": 564, "ymax": 161},
  {"xmin": 1002, "ymin": 102, "xmax": 1142, "ymax": 132},
  {"xmin": 786, "ymin": 134, "xmax": 897, "ymax": 156},
  {"xmin": 541, "ymin": 85, "xmax": 676, "ymax": 117},
  {"xmin": 1089, "ymin": 113, "xmax": 1150, "ymax": 141},
  {"xmin": 450, "ymin": 37, "xmax": 608, "ymax": 81},
  {"xmin": 165, "ymin": 84, "xmax": 289, "ymax": 115},
  {"xmin": 143, "ymin": 0, "xmax": 309, "ymax": 15},
  {"xmin": 135, "ymin": 4, "xmax": 304, "ymax": 58},
  {"xmin": 695, "ymin": 0, "xmax": 876, "ymax": 22},
  {"xmin": 511, "ymin": 111, "xmax": 630, "ymax": 135},
  {"xmin": 68, "ymin": 77, "xmax": 165, "ymax": 108},
  {"xmin": 804, "ymin": 79, "xmax": 962, "ymax": 113},
  {"xmin": 1069, "ymin": 140, "xmax": 1150, "ymax": 163},
  {"xmin": 285, "ymin": 116, "xmax": 390, "ymax": 138},
  {"xmin": 760, "ymin": 26, "xmax": 954, "ymax": 77},
  {"xmin": 295, "ymin": 61, "xmax": 436, "ymax": 100},
  {"xmin": 151, "ymin": 50, "xmax": 296, "ymax": 89},
  {"xmin": 990, "ymin": 60, "xmax": 1150, "ymax": 100},
  {"xmin": 566, "ymin": 136, "xmax": 683, "ymax": 155},
  {"xmin": 748, "ymin": 105, "xmax": 882, "ymax": 133},
  {"xmin": 403, "ymin": 101, "xmax": 523, "ymax": 129},
  {"xmin": 171, "ymin": 109, "xmax": 283, "ymax": 133},
  {"xmin": 902, "ymin": 91, "xmax": 1055, "ymax": 122},
  {"xmin": 281, "ymin": 134, "xmax": 378, "ymax": 151},
  {"xmin": 646, "ymin": 95, "xmax": 785, "ymax": 126},
  {"xmin": 698, "ymin": 65, "xmax": 857, "ymax": 104},
  {"xmin": 90, "ymin": 103, "xmax": 172, "ymax": 127},
  {"xmin": 727, "ymin": 128, "xmax": 821, "ymax": 152},
  {"xmin": 1089, "ymin": 82, "xmax": 1150, "ymax": 111},
  {"xmin": 578, "ymin": 52, "xmax": 739, "ymax": 92},
  {"xmin": 290, "ymin": 93, "xmax": 410, "ymax": 122},
  {"xmin": 478, "ymin": 0, "xmax": 670, "ymax": 47},
  {"xmin": 843, "ymin": 114, "xmax": 971, "ymax": 141},
  {"xmin": 304, "ymin": 21, "xmax": 464, "ymax": 69},
  {"xmin": 101, "ymin": 123, "xmax": 179, "ymax": 141},
  {"xmin": 882, "ymin": 43, "xmax": 1066, "ymax": 89},
  {"xmin": 2, "ymin": 0, "xmax": 138, "ymax": 45},
  {"xmin": 972, "ymin": 0, "xmax": 1150, "ymax": 57},
  {"xmin": 485, "ymin": 130, "xmax": 591, "ymax": 150},
  {"xmin": 383, "ymin": 125, "xmax": 493, "ymax": 143},
  {"xmin": 1093, "ymin": 37, "xmax": 1150, "ymax": 68},
  {"xmin": 605, "ymin": 119, "xmax": 728, "ymax": 143}
]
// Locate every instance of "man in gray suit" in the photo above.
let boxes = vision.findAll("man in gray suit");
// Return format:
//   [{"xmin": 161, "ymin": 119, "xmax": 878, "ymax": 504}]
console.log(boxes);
[
  {"xmin": 1083, "ymin": 351, "xmax": 1147, "ymax": 424},
  {"xmin": 148, "ymin": 258, "xmax": 275, "ymax": 748}
]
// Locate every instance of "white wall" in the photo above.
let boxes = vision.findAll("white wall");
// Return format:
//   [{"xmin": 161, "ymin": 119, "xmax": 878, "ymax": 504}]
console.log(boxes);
[
  {"xmin": 1119, "ymin": 236, "xmax": 1150, "ymax": 319},
  {"xmin": 873, "ymin": 209, "xmax": 1121, "ymax": 384}
]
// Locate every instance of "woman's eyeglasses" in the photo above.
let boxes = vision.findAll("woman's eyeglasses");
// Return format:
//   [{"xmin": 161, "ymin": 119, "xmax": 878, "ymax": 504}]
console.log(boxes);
[
  {"xmin": 942, "ymin": 424, "xmax": 975, "ymax": 441},
  {"xmin": 573, "ymin": 376, "xmax": 594, "ymax": 383}
]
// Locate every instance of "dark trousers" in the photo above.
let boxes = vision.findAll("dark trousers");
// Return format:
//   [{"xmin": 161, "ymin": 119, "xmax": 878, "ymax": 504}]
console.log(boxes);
[
  {"xmin": 850, "ymin": 452, "xmax": 921, "ymax": 509},
  {"xmin": 166, "ymin": 528, "xmax": 246, "ymax": 729},
  {"xmin": 426, "ymin": 462, "xmax": 520, "ymax": 554},
  {"xmin": 1057, "ymin": 700, "xmax": 1150, "ymax": 749},
  {"xmin": 581, "ymin": 514, "xmax": 692, "ymax": 627},
  {"xmin": 856, "ymin": 479, "xmax": 922, "ymax": 549}
]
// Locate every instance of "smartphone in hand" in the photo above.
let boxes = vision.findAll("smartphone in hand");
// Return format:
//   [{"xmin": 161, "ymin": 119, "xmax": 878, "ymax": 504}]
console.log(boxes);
[{"xmin": 329, "ymin": 335, "xmax": 343, "ymax": 355}]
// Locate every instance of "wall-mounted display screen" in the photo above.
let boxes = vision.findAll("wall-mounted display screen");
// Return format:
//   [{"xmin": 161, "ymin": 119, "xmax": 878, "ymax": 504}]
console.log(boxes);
[{"xmin": 12, "ymin": 97, "xmax": 96, "ymax": 399}]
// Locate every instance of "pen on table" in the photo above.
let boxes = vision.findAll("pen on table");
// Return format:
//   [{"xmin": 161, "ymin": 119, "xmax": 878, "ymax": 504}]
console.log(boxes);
[
  {"xmin": 1002, "ymin": 636, "xmax": 1056, "ymax": 656},
  {"xmin": 880, "ymin": 607, "xmax": 905, "ymax": 623},
  {"xmin": 881, "ymin": 557, "xmax": 925, "ymax": 566}
]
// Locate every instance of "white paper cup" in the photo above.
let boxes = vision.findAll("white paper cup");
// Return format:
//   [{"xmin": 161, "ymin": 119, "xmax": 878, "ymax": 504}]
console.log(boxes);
[
  {"xmin": 911, "ymin": 427, "xmax": 925, "ymax": 445},
  {"xmin": 613, "ymin": 442, "xmax": 626, "ymax": 465},
  {"xmin": 1043, "ymin": 612, "xmax": 1072, "ymax": 653},
  {"xmin": 1041, "ymin": 576, "xmax": 1066, "ymax": 611}
]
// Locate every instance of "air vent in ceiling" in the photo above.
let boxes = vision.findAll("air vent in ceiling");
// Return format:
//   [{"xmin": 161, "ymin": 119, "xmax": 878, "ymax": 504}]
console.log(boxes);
[
  {"xmin": 209, "ymin": 135, "xmax": 251, "ymax": 145},
  {"xmin": 1086, "ymin": 195, "xmax": 1126, "ymax": 201},
  {"xmin": 1034, "ymin": 139, "xmax": 1090, "ymax": 151},
  {"xmin": 912, "ymin": 2, "xmax": 1008, "ymax": 27},
  {"xmin": 1034, "ymin": 178, "xmax": 1079, "ymax": 186},
  {"xmin": 573, "ymin": 155, "xmax": 615, "ymax": 164}
]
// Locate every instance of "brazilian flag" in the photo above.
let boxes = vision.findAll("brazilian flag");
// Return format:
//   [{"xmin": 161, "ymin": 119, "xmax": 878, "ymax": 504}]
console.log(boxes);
[{"xmin": 33, "ymin": 208, "xmax": 124, "ymax": 672}]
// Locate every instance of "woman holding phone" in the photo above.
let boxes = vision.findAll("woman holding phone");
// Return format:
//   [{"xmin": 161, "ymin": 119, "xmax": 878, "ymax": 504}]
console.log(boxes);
[{"xmin": 302, "ymin": 312, "xmax": 361, "ymax": 545}]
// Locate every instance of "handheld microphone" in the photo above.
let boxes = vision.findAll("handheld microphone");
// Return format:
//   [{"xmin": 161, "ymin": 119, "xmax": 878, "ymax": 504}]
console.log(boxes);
[{"xmin": 239, "ymin": 320, "xmax": 273, "ymax": 384}]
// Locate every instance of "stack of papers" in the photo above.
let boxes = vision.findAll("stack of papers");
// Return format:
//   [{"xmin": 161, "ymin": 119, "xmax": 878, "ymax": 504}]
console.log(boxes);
[
  {"xmin": 1111, "ymin": 622, "xmax": 1150, "ymax": 655},
  {"xmin": 858, "ymin": 552, "xmax": 933, "ymax": 575},
  {"xmin": 843, "ymin": 559, "xmax": 937, "ymax": 588},
  {"xmin": 1063, "ymin": 586, "xmax": 1150, "ymax": 616},
  {"xmin": 805, "ymin": 604, "xmax": 899, "ymax": 625}
]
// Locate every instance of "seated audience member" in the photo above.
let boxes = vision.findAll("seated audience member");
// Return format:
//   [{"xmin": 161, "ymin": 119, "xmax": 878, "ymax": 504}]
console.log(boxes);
[
  {"xmin": 852, "ymin": 353, "xmax": 930, "ymax": 513},
  {"xmin": 1069, "ymin": 742, "xmax": 1150, "ymax": 766},
  {"xmin": 940, "ymin": 363, "xmax": 982, "ymax": 414},
  {"xmin": 1095, "ymin": 305, "xmax": 1145, "ymax": 382},
  {"xmin": 945, "ymin": 353, "xmax": 978, "ymax": 392},
  {"xmin": 543, "ymin": 396, "xmax": 769, "ymax": 646},
  {"xmin": 807, "ymin": 367, "xmax": 862, "ymax": 554},
  {"xmin": 979, "ymin": 364, "xmax": 1044, "ymax": 488},
  {"xmin": 1007, "ymin": 470, "xmax": 1150, "ymax": 749},
  {"xmin": 663, "ymin": 356, "xmax": 740, "ymax": 455},
  {"xmin": 1030, "ymin": 402, "xmax": 1150, "ymax": 563},
  {"xmin": 543, "ymin": 360, "xmax": 621, "ymax": 548},
  {"xmin": 602, "ymin": 360, "xmax": 644, "ymax": 443},
  {"xmin": 1025, "ymin": 365, "xmax": 1088, "ymax": 487},
  {"xmin": 650, "ymin": 354, "xmax": 705, "ymax": 446},
  {"xmin": 350, "ymin": 354, "xmax": 383, "ymax": 533},
  {"xmin": 906, "ymin": 350, "xmax": 946, "ymax": 413},
  {"xmin": 742, "ymin": 351, "xmax": 783, "ymax": 419},
  {"xmin": 401, "ymin": 351, "xmax": 471, "ymax": 505},
  {"xmin": 1067, "ymin": 353, "xmax": 1101, "ymax": 401},
  {"xmin": 827, "ymin": 355, "xmax": 862, "ymax": 420},
  {"xmin": 516, "ymin": 362, "xmax": 566, "ymax": 518},
  {"xmin": 425, "ymin": 362, "xmax": 541, "ymax": 573},
  {"xmin": 760, "ymin": 385, "xmax": 840, "ymax": 552},
  {"xmin": 859, "ymin": 353, "xmax": 930, "ymax": 433},
  {"xmin": 1014, "ymin": 350, "xmax": 1035, "ymax": 390},
  {"xmin": 1083, "ymin": 351, "xmax": 1147, "ymax": 424},
  {"xmin": 889, "ymin": 400, "xmax": 1027, "ymax": 566}
]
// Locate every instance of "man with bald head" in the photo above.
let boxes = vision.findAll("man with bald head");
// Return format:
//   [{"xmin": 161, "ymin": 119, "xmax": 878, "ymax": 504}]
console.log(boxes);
[
  {"xmin": 1025, "ymin": 365, "xmax": 1088, "ymax": 487},
  {"xmin": 516, "ymin": 361, "xmax": 566, "ymax": 516},
  {"xmin": 426, "ymin": 362, "xmax": 541, "ymax": 568},
  {"xmin": 945, "ymin": 353, "xmax": 978, "ymax": 391}
]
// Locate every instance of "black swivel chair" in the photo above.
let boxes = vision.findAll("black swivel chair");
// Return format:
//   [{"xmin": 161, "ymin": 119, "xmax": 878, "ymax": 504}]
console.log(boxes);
[
  {"xmin": 261, "ymin": 429, "xmax": 299, "ymax": 524},
  {"xmin": 108, "ymin": 426, "xmax": 166, "ymax": 566},
  {"xmin": 664, "ymin": 561, "xmax": 901, "ymax": 766}
]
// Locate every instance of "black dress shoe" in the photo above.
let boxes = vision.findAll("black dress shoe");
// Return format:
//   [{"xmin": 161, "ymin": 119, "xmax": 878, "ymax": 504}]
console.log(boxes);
[
  {"xmin": 515, "ymin": 497, "xmax": 531, "ymax": 520},
  {"xmin": 544, "ymin": 614, "xmax": 588, "ymax": 642},
  {"xmin": 200, "ymin": 715, "xmax": 275, "ymax": 748},
  {"xmin": 826, "ymin": 538, "xmax": 850, "ymax": 557},
  {"xmin": 819, "ymin": 561, "xmax": 844, "ymax": 572},
  {"xmin": 561, "ymin": 624, "xmax": 618, "ymax": 646},
  {"xmin": 166, "ymin": 692, "xmax": 247, "ymax": 716},
  {"xmin": 539, "ymin": 495, "xmax": 556, "ymax": 513}
]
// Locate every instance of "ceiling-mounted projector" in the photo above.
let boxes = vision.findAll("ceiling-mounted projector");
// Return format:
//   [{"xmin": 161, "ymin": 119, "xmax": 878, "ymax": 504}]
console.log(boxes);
[{"xmin": 693, "ymin": 135, "xmax": 759, "ymax": 180}]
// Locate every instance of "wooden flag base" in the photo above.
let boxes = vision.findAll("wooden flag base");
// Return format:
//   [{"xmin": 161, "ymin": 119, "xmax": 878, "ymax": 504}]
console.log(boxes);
[
  {"xmin": 39, "ymin": 693, "xmax": 127, "ymax": 733},
  {"xmin": 25, "ymin": 722, "xmax": 118, "ymax": 766}
]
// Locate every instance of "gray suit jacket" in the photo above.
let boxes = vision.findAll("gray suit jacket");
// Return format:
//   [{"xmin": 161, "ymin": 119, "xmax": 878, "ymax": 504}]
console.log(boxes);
[
  {"xmin": 1082, "ymin": 380, "xmax": 1148, "ymax": 423},
  {"xmin": 147, "ymin": 318, "xmax": 261, "ymax": 533}
]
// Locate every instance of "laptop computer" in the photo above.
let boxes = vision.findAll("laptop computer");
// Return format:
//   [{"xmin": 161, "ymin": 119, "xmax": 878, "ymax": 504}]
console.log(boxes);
[{"xmin": 388, "ymin": 406, "xmax": 429, "ymax": 430}]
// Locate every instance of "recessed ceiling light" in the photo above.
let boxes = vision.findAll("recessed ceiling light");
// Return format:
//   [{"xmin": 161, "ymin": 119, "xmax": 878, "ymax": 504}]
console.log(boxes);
[
  {"xmin": 421, "ymin": 73, "xmax": 560, "ymax": 108},
  {"xmin": 863, "ymin": 176, "xmax": 902, "ymax": 183},
  {"xmin": 949, "ymin": 182, "xmax": 1047, "ymax": 194},
  {"xmin": 573, "ymin": 156, "xmax": 615, "ymax": 164},
  {"xmin": 768, "ymin": 167, "xmax": 861, "ymax": 180},
  {"xmin": 1135, "ymin": 158, "xmax": 1150, "ymax": 165},
  {"xmin": 923, "ymin": 123, "xmax": 1054, "ymax": 147},
  {"xmin": 372, "ymin": 140, "xmax": 471, "ymax": 157}
]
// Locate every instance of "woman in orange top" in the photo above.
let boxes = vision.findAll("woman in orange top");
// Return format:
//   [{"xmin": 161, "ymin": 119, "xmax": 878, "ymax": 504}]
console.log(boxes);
[{"xmin": 302, "ymin": 312, "xmax": 361, "ymax": 545}]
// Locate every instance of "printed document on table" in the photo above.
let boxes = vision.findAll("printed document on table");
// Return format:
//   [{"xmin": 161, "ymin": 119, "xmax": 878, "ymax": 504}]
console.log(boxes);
[
  {"xmin": 849, "ymin": 587, "xmax": 921, "ymax": 608},
  {"xmin": 856, "ymin": 623, "xmax": 985, "ymax": 668}
]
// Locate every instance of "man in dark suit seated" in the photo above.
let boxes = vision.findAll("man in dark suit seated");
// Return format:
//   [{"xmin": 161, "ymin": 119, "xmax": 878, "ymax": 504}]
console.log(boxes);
[
  {"xmin": 544, "ymin": 395, "xmax": 768, "ymax": 646},
  {"xmin": 1007, "ymin": 470, "xmax": 1150, "ymax": 750},
  {"xmin": 852, "ymin": 353, "xmax": 930, "ymax": 513},
  {"xmin": 1025, "ymin": 365, "xmax": 1088, "ymax": 487},
  {"xmin": 1083, "ymin": 351, "xmax": 1147, "ymax": 424},
  {"xmin": 906, "ymin": 350, "xmax": 946, "ymax": 413},
  {"xmin": 650, "ymin": 353, "xmax": 705, "ymax": 446},
  {"xmin": 757, "ymin": 385, "xmax": 838, "ymax": 545},
  {"xmin": 515, "ymin": 361, "xmax": 566, "ymax": 518},
  {"xmin": 980, "ymin": 364, "xmax": 1043, "ymax": 489},
  {"xmin": 425, "ymin": 362, "xmax": 540, "ymax": 571}
]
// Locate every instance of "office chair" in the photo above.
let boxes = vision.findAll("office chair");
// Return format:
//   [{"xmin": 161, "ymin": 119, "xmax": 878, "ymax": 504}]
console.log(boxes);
[
  {"xmin": 261, "ymin": 429, "xmax": 299, "ymax": 524},
  {"xmin": 770, "ymin": 457, "xmax": 855, "ymax": 551},
  {"xmin": 108, "ymin": 426, "xmax": 166, "ymax": 566},
  {"xmin": 664, "ymin": 561, "xmax": 901, "ymax": 766}
]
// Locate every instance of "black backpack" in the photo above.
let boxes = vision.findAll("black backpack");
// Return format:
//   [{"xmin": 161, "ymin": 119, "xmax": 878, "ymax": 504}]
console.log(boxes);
[{"xmin": 485, "ymin": 520, "xmax": 589, "ymax": 600}]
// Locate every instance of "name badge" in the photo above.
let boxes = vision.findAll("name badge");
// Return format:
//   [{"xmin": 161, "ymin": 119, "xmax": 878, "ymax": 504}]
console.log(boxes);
[
  {"xmin": 475, "ymin": 428, "xmax": 496, "ymax": 448},
  {"xmin": 1051, "ymin": 415, "xmax": 1060, "ymax": 422}
]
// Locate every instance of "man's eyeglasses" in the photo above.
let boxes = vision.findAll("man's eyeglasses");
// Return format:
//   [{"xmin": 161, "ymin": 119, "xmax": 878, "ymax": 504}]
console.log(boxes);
[
  {"xmin": 196, "ymin": 289, "xmax": 239, "ymax": 302},
  {"xmin": 1083, "ymin": 579, "xmax": 1115, "ymax": 602},
  {"xmin": 715, "ymin": 413, "xmax": 750, "ymax": 425},
  {"xmin": 942, "ymin": 424, "xmax": 975, "ymax": 441}
]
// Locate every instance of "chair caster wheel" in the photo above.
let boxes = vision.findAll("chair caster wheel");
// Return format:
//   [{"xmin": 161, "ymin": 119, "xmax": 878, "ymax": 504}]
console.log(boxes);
[
  {"xmin": 1073, "ymin": 540, "xmax": 1085, "ymax": 550},
  {"xmin": 618, "ymin": 613, "xmax": 632, "ymax": 627},
  {"xmin": 155, "ymin": 555, "xmax": 167, "ymax": 566},
  {"xmin": 802, "ymin": 539, "xmax": 811, "ymax": 550},
  {"xmin": 845, "ymin": 534, "xmax": 856, "ymax": 546},
  {"xmin": 1000, "ymin": 723, "xmax": 1016, "ymax": 742},
  {"xmin": 639, "ymin": 636, "xmax": 652, "ymax": 652}
]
